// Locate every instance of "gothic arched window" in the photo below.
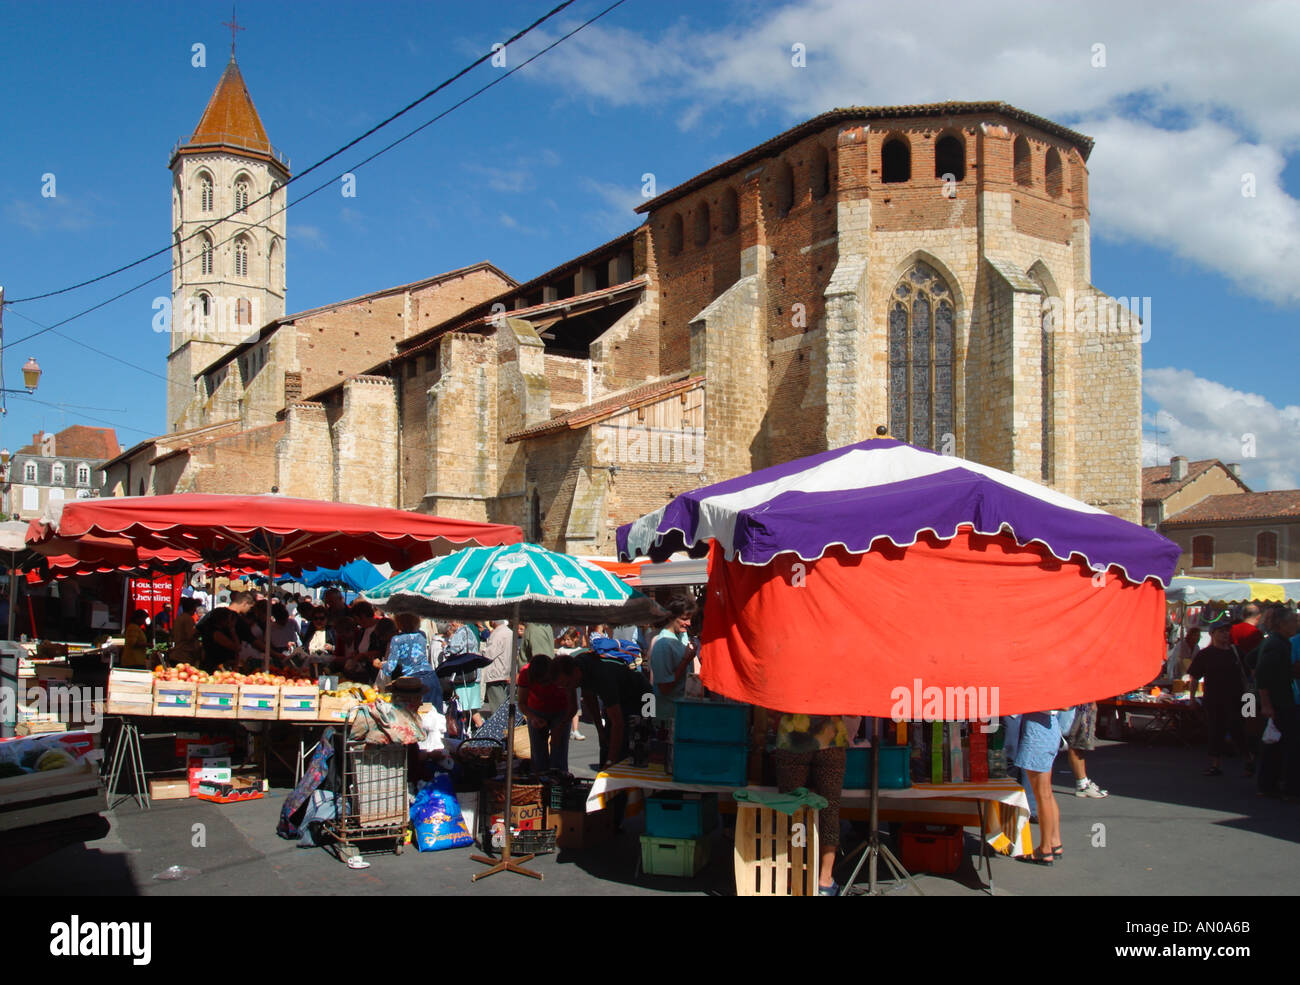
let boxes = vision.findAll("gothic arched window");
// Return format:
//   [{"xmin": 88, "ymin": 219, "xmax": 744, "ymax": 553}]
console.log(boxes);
[
  {"xmin": 199, "ymin": 173, "xmax": 214, "ymax": 213},
  {"xmin": 888, "ymin": 262, "xmax": 955, "ymax": 451},
  {"xmin": 235, "ymin": 236, "xmax": 249, "ymax": 278},
  {"xmin": 1045, "ymin": 148, "xmax": 1063, "ymax": 198},
  {"xmin": 882, "ymin": 136, "xmax": 911, "ymax": 183},
  {"xmin": 1013, "ymin": 137, "xmax": 1032, "ymax": 186},
  {"xmin": 234, "ymin": 176, "xmax": 251, "ymax": 212},
  {"xmin": 199, "ymin": 233, "xmax": 214, "ymax": 275},
  {"xmin": 935, "ymin": 133, "xmax": 965, "ymax": 182}
]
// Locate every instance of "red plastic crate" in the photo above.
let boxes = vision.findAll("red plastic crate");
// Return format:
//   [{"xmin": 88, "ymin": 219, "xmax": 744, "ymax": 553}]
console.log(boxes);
[{"xmin": 899, "ymin": 823, "xmax": 963, "ymax": 875}]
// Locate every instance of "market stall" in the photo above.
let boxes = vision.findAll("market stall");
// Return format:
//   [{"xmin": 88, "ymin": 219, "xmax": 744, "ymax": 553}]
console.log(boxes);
[{"xmin": 618, "ymin": 436, "xmax": 1182, "ymax": 894}]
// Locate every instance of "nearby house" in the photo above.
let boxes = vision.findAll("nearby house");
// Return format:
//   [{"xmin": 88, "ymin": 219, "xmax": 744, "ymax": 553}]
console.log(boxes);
[
  {"xmin": 1141, "ymin": 456, "xmax": 1250, "ymax": 529},
  {"xmin": 1161, "ymin": 491, "xmax": 1300, "ymax": 580},
  {"xmin": 2, "ymin": 426, "xmax": 120, "ymax": 520}
]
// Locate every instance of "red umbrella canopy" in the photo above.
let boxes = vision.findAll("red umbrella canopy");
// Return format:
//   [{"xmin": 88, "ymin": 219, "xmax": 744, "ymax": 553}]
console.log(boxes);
[{"xmin": 26, "ymin": 494, "xmax": 523, "ymax": 570}]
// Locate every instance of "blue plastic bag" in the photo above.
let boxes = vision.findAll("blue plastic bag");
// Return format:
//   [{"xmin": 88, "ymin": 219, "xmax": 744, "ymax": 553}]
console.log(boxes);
[{"xmin": 411, "ymin": 774, "xmax": 474, "ymax": 852}]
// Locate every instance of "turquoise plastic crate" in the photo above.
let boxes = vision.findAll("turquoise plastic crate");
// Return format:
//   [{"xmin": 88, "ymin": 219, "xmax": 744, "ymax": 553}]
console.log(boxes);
[
  {"xmin": 672, "ymin": 740, "xmax": 749, "ymax": 786},
  {"xmin": 644, "ymin": 792, "xmax": 719, "ymax": 838},
  {"xmin": 672, "ymin": 700, "xmax": 750, "ymax": 745},
  {"xmin": 844, "ymin": 745, "xmax": 911, "ymax": 789},
  {"xmin": 640, "ymin": 833, "xmax": 711, "ymax": 877}
]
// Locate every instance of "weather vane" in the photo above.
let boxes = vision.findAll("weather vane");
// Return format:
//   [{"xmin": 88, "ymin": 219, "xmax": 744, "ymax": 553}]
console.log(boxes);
[{"xmin": 222, "ymin": 6, "xmax": 245, "ymax": 61}]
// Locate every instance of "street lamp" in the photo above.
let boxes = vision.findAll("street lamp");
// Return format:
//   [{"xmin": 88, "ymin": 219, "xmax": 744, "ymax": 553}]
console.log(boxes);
[
  {"xmin": 0, "ymin": 287, "xmax": 44, "ymax": 415},
  {"xmin": 20, "ymin": 357, "xmax": 41, "ymax": 391}
]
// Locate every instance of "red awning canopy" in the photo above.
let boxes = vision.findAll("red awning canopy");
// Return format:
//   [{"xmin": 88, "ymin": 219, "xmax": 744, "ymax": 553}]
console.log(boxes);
[{"xmin": 26, "ymin": 494, "xmax": 523, "ymax": 570}]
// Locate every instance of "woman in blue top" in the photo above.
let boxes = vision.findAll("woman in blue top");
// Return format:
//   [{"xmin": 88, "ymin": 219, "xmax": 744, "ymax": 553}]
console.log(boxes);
[
  {"xmin": 378, "ymin": 611, "xmax": 442, "ymax": 712},
  {"xmin": 648, "ymin": 599, "xmax": 698, "ymax": 721}
]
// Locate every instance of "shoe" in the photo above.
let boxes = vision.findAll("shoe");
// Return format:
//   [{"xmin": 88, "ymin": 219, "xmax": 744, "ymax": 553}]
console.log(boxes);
[
  {"xmin": 819, "ymin": 879, "xmax": 839, "ymax": 896},
  {"xmin": 1075, "ymin": 780, "xmax": 1108, "ymax": 798},
  {"xmin": 571, "ymin": 731, "xmax": 586, "ymax": 740},
  {"xmin": 1050, "ymin": 845, "xmax": 1064, "ymax": 858},
  {"xmin": 1017, "ymin": 851, "xmax": 1054, "ymax": 866}
]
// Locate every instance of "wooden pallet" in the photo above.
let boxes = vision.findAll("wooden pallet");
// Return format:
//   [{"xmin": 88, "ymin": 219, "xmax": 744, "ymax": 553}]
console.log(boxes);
[
  {"xmin": 0, "ymin": 763, "xmax": 106, "ymax": 832},
  {"xmin": 733, "ymin": 804, "xmax": 820, "ymax": 897}
]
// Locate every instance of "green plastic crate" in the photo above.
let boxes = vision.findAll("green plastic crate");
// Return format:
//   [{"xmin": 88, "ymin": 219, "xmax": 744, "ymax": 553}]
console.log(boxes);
[{"xmin": 640, "ymin": 833, "xmax": 712, "ymax": 877}]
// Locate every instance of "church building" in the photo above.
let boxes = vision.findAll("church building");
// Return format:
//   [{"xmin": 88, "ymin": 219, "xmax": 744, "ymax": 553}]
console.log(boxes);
[{"xmin": 105, "ymin": 56, "xmax": 1146, "ymax": 554}]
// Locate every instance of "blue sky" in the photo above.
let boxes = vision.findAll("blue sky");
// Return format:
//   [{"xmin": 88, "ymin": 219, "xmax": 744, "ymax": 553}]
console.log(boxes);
[{"xmin": 1, "ymin": 0, "xmax": 1297, "ymax": 486}]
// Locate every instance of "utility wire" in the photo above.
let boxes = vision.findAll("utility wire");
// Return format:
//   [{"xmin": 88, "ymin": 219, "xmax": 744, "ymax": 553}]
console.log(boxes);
[
  {"xmin": 3, "ymin": 1, "xmax": 576, "ymax": 306},
  {"xmin": 2, "ymin": 0, "xmax": 630, "ymax": 354}
]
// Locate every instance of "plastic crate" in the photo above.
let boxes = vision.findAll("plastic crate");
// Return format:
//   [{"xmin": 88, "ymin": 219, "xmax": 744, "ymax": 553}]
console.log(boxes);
[
  {"xmin": 640, "ymin": 834, "xmax": 712, "ymax": 877},
  {"xmin": 672, "ymin": 699, "xmax": 750, "ymax": 745},
  {"xmin": 672, "ymin": 740, "xmax": 748, "ymax": 786},
  {"xmin": 511, "ymin": 826, "xmax": 558, "ymax": 855},
  {"xmin": 545, "ymin": 780, "xmax": 594, "ymax": 811},
  {"xmin": 844, "ymin": 744, "xmax": 911, "ymax": 789},
  {"xmin": 899, "ymin": 823, "xmax": 963, "ymax": 875},
  {"xmin": 644, "ymin": 792, "xmax": 719, "ymax": 838}
]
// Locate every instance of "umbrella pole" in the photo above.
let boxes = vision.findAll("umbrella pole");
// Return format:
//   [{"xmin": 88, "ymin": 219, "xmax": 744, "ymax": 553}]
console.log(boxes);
[
  {"xmin": 264, "ymin": 554, "xmax": 276, "ymax": 671},
  {"xmin": 7, "ymin": 570, "xmax": 16, "ymax": 641},
  {"xmin": 472, "ymin": 602, "xmax": 541, "ymax": 882},
  {"xmin": 841, "ymin": 717, "xmax": 922, "ymax": 896}
]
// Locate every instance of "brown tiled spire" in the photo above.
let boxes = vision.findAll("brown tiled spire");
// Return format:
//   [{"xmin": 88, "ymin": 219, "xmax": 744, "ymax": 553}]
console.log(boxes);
[{"xmin": 185, "ymin": 59, "xmax": 272, "ymax": 157}]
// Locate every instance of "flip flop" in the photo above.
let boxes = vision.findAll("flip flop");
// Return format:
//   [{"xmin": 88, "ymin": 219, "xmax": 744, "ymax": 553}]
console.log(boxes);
[
  {"xmin": 1018, "ymin": 851, "xmax": 1054, "ymax": 866},
  {"xmin": 1051, "ymin": 845, "xmax": 1064, "ymax": 858}
]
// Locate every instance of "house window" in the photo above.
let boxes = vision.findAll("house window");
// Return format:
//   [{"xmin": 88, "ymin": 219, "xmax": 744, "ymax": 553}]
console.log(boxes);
[
  {"xmin": 77, "ymin": 464, "xmax": 90, "ymax": 486},
  {"xmin": 51, "ymin": 463, "xmax": 65, "ymax": 485},
  {"xmin": 237, "ymin": 298, "xmax": 252, "ymax": 325},
  {"xmin": 888, "ymin": 262, "xmax": 956, "ymax": 451},
  {"xmin": 1192, "ymin": 535, "xmax": 1214, "ymax": 569},
  {"xmin": 24, "ymin": 462, "xmax": 37, "ymax": 483},
  {"xmin": 22, "ymin": 487, "xmax": 38, "ymax": 511},
  {"xmin": 1256, "ymin": 532, "xmax": 1278, "ymax": 568}
]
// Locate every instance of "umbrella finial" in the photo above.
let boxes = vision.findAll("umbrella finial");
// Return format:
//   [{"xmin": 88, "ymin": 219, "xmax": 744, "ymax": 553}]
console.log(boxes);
[{"xmin": 875, "ymin": 425, "xmax": 889, "ymax": 437}]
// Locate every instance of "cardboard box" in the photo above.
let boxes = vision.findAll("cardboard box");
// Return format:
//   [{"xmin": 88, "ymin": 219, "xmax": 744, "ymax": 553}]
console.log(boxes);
[
  {"xmin": 105, "ymin": 668, "xmax": 155, "ymax": 716},
  {"xmin": 237, "ymin": 685, "xmax": 279, "ymax": 720},
  {"xmin": 196, "ymin": 775, "xmax": 265, "ymax": 804},
  {"xmin": 278, "ymin": 685, "xmax": 320, "ymax": 720},
  {"xmin": 318, "ymin": 695, "xmax": 360, "ymax": 723},
  {"xmin": 187, "ymin": 756, "xmax": 232, "ymax": 796},
  {"xmin": 194, "ymin": 683, "xmax": 239, "ymax": 719},
  {"xmin": 153, "ymin": 681, "xmax": 197, "ymax": 717},
  {"xmin": 148, "ymin": 777, "xmax": 191, "ymax": 801},
  {"xmin": 555, "ymin": 808, "xmax": 614, "ymax": 850}
]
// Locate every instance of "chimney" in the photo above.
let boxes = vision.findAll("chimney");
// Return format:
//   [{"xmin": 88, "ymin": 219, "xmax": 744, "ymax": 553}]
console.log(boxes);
[
  {"xmin": 1228, "ymin": 463, "xmax": 1242, "ymax": 479},
  {"xmin": 1170, "ymin": 456, "xmax": 1188, "ymax": 481}
]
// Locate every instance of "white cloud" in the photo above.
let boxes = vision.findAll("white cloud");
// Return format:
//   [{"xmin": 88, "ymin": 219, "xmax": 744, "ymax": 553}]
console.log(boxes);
[
  {"xmin": 519, "ymin": 0, "xmax": 1300, "ymax": 304},
  {"xmin": 290, "ymin": 223, "xmax": 328, "ymax": 250},
  {"xmin": 1143, "ymin": 367, "xmax": 1300, "ymax": 490},
  {"xmin": 464, "ymin": 163, "xmax": 534, "ymax": 194},
  {"xmin": 579, "ymin": 177, "xmax": 647, "ymax": 235}
]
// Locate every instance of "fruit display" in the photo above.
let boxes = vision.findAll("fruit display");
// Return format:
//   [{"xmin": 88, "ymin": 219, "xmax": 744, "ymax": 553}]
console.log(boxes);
[
  {"xmin": 153, "ymin": 663, "xmax": 317, "ymax": 687},
  {"xmin": 321, "ymin": 682, "xmax": 386, "ymax": 704}
]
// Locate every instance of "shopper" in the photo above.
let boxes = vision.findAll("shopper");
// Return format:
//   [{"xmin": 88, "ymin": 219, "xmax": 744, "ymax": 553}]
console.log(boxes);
[
  {"xmin": 480, "ymin": 619, "xmax": 514, "ymax": 715},
  {"xmin": 518, "ymin": 653, "xmax": 577, "ymax": 774},
  {"xmin": 377, "ymin": 611, "xmax": 442, "ymax": 711},
  {"xmin": 444, "ymin": 618, "xmax": 484, "ymax": 729},
  {"xmin": 1256, "ymin": 605, "xmax": 1300, "ymax": 798},
  {"xmin": 1189, "ymin": 618, "xmax": 1252, "ymax": 777},
  {"xmin": 648, "ymin": 598, "xmax": 698, "ymax": 722},
  {"xmin": 771, "ymin": 712, "xmax": 848, "ymax": 895},
  {"xmin": 1013, "ymin": 710, "xmax": 1067, "ymax": 864},
  {"xmin": 171, "ymin": 597, "xmax": 202, "ymax": 666},
  {"xmin": 1063, "ymin": 702, "xmax": 1108, "ymax": 798},
  {"xmin": 121, "ymin": 609, "xmax": 151, "ymax": 668},
  {"xmin": 569, "ymin": 650, "xmax": 653, "ymax": 769}
]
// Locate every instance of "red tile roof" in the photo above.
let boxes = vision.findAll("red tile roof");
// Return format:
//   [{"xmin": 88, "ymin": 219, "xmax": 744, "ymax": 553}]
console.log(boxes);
[
  {"xmin": 1163, "ymin": 491, "xmax": 1300, "ymax": 526},
  {"xmin": 1141, "ymin": 459, "xmax": 1248, "ymax": 502},
  {"xmin": 637, "ymin": 102, "xmax": 1095, "ymax": 215},
  {"xmin": 15, "ymin": 426, "xmax": 119, "ymax": 461},
  {"xmin": 505, "ymin": 373, "xmax": 703, "ymax": 443}
]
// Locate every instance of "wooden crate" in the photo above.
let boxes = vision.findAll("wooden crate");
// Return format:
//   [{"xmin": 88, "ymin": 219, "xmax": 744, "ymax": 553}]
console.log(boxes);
[
  {"xmin": 105, "ymin": 668, "xmax": 155, "ymax": 716},
  {"xmin": 733, "ymin": 804, "xmax": 820, "ymax": 897},
  {"xmin": 237, "ymin": 685, "xmax": 280, "ymax": 720},
  {"xmin": 15, "ymin": 720, "xmax": 67, "ymax": 736},
  {"xmin": 318, "ymin": 695, "xmax": 360, "ymax": 723},
  {"xmin": 152, "ymin": 681, "xmax": 197, "ymax": 718},
  {"xmin": 278, "ymin": 685, "xmax": 320, "ymax": 720},
  {"xmin": 0, "ymin": 763, "xmax": 106, "ymax": 832},
  {"xmin": 194, "ymin": 683, "xmax": 240, "ymax": 719}
]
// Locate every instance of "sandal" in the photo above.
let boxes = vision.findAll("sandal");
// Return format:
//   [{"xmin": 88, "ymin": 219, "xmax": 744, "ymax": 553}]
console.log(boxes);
[
  {"xmin": 1050, "ymin": 845, "xmax": 1064, "ymax": 859},
  {"xmin": 1018, "ymin": 850, "xmax": 1054, "ymax": 866},
  {"xmin": 1202, "ymin": 766, "xmax": 1223, "ymax": 777}
]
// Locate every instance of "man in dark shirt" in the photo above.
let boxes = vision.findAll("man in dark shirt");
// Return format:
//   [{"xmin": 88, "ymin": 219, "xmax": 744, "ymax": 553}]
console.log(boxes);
[
  {"xmin": 1256, "ymin": 605, "xmax": 1300, "ymax": 798},
  {"xmin": 1188, "ymin": 619, "xmax": 1250, "ymax": 777},
  {"xmin": 569, "ymin": 651, "xmax": 653, "ymax": 769}
]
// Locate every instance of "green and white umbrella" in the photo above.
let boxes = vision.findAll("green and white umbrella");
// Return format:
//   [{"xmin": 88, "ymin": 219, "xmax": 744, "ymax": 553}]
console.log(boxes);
[{"xmin": 364, "ymin": 541, "xmax": 664, "ymax": 625}]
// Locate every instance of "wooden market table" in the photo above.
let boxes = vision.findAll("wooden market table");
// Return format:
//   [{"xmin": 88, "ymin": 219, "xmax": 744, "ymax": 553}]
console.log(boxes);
[
  {"xmin": 1097, "ymin": 696, "xmax": 1203, "ymax": 745},
  {"xmin": 588, "ymin": 761, "xmax": 1033, "ymax": 891}
]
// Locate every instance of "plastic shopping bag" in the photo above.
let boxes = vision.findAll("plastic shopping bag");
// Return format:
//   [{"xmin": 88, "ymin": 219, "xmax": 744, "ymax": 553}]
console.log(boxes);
[{"xmin": 410, "ymin": 774, "xmax": 474, "ymax": 852}]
